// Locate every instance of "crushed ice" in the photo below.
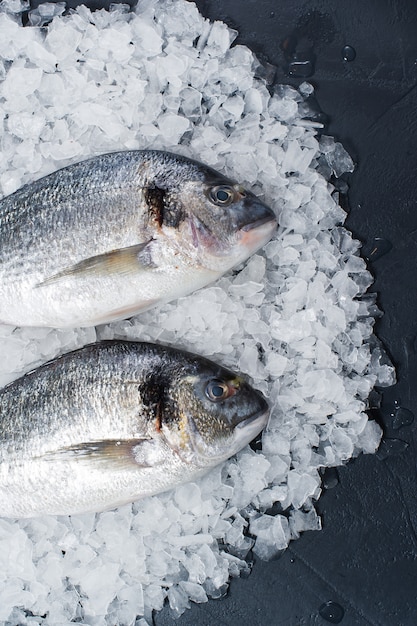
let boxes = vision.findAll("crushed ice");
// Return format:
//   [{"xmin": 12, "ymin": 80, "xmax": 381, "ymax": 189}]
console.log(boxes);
[{"xmin": 0, "ymin": 0, "xmax": 395, "ymax": 623}]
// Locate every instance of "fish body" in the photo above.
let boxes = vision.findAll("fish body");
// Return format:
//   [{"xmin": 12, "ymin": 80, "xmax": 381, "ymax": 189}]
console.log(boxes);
[
  {"xmin": 0, "ymin": 341, "xmax": 269, "ymax": 518},
  {"xmin": 0, "ymin": 150, "xmax": 277, "ymax": 328}
]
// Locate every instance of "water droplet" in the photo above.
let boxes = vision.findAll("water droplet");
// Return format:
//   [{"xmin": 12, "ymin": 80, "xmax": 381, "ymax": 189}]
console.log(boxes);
[
  {"xmin": 392, "ymin": 407, "xmax": 414, "ymax": 429},
  {"xmin": 362, "ymin": 237, "xmax": 393, "ymax": 261},
  {"xmin": 376, "ymin": 438, "xmax": 409, "ymax": 460},
  {"xmin": 319, "ymin": 601, "xmax": 345, "ymax": 623},
  {"xmin": 288, "ymin": 59, "xmax": 315, "ymax": 77},
  {"xmin": 322, "ymin": 467, "xmax": 339, "ymax": 489},
  {"xmin": 282, "ymin": 34, "xmax": 316, "ymax": 78},
  {"xmin": 342, "ymin": 45, "xmax": 356, "ymax": 62}
]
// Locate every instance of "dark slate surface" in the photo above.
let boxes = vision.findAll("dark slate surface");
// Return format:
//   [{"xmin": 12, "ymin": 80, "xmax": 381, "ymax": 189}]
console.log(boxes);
[{"xmin": 31, "ymin": 0, "xmax": 417, "ymax": 623}]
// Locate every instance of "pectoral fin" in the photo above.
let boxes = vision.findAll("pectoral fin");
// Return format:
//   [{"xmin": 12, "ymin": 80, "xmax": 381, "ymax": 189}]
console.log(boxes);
[
  {"xmin": 36, "ymin": 242, "xmax": 154, "ymax": 288},
  {"xmin": 43, "ymin": 438, "xmax": 164, "ymax": 470}
]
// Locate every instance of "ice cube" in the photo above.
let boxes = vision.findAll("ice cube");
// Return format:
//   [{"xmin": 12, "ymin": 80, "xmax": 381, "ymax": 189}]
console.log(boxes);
[
  {"xmin": 325, "ymin": 141, "xmax": 355, "ymax": 177},
  {"xmin": 131, "ymin": 19, "xmax": 163, "ymax": 57},
  {"xmin": 157, "ymin": 113, "xmax": 190, "ymax": 143},
  {"xmin": 206, "ymin": 21, "xmax": 237, "ymax": 55},
  {"xmin": 45, "ymin": 25, "xmax": 83, "ymax": 60},
  {"xmin": 287, "ymin": 470, "xmax": 321, "ymax": 509},
  {"xmin": 2, "ymin": 67, "xmax": 43, "ymax": 100},
  {"xmin": 179, "ymin": 581, "xmax": 208, "ymax": 604},
  {"xmin": 250, "ymin": 514, "xmax": 290, "ymax": 557}
]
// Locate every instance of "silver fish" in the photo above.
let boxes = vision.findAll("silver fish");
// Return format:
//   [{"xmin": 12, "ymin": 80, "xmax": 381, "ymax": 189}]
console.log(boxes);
[
  {"xmin": 0, "ymin": 341, "xmax": 269, "ymax": 518},
  {"xmin": 0, "ymin": 150, "xmax": 277, "ymax": 328}
]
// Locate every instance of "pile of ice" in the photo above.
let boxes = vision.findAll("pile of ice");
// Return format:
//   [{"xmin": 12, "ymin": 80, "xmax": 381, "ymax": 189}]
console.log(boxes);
[{"xmin": 0, "ymin": 0, "xmax": 395, "ymax": 623}]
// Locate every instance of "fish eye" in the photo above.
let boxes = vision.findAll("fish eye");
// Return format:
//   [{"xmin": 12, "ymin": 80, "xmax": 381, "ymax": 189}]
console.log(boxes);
[
  {"xmin": 209, "ymin": 185, "xmax": 235, "ymax": 206},
  {"xmin": 205, "ymin": 379, "xmax": 230, "ymax": 402}
]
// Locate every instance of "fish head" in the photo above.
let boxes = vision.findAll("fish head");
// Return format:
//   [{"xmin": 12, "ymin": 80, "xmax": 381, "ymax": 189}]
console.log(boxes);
[
  {"xmin": 178, "ymin": 174, "xmax": 278, "ymax": 271},
  {"xmin": 159, "ymin": 360, "xmax": 270, "ymax": 467},
  {"xmin": 148, "ymin": 152, "xmax": 277, "ymax": 271}
]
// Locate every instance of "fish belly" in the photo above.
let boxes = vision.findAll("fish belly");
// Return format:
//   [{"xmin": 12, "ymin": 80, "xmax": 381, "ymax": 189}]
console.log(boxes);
[
  {"xmin": 0, "ymin": 457, "xmax": 206, "ymax": 517},
  {"xmin": 0, "ymin": 265, "xmax": 217, "ymax": 327}
]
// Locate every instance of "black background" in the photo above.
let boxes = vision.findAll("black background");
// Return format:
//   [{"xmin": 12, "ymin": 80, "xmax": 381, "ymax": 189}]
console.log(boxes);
[{"xmin": 32, "ymin": 1, "xmax": 417, "ymax": 624}]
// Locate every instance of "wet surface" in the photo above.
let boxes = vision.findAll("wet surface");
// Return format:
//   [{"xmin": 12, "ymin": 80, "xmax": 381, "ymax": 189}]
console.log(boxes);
[
  {"xmin": 321, "ymin": 467, "xmax": 340, "ymax": 490},
  {"xmin": 362, "ymin": 237, "xmax": 393, "ymax": 262},
  {"xmin": 376, "ymin": 437, "xmax": 410, "ymax": 460},
  {"xmin": 392, "ymin": 406, "xmax": 415, "ymax": 430}
]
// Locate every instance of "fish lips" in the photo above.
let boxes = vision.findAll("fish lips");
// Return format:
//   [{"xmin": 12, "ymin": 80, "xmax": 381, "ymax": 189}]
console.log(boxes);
[
  {"xmin": 231, "ymin": 406, "xmax": 270, "ymax": 453},
  {"xmin": 234, "ymin": 199, "xmax": 277, "ymax": 251}
]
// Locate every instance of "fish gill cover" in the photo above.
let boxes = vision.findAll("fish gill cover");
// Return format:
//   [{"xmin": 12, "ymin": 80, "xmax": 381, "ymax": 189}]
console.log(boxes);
[{"xmin": 0, "ymin": 0, "xmax": 394, "ymax": 623}]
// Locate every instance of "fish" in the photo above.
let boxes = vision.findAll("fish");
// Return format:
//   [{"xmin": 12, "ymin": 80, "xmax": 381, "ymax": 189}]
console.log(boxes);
[
  {"xmin": 0, "ymin": 150, "xmax": 277, "ymax": 328},
  {"xmin": 0, "ymin": 340, "xmax": 269, "ymax": 518}
]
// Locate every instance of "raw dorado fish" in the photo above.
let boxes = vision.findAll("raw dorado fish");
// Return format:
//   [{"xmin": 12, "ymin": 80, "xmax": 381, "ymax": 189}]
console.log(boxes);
[
  {"xmin": 0, "ymin": 150, "xmax": 277, "ymax": 328},
  {"xmin": 0, "ymin": 341, "xmax": 269, "ymax": 518}
]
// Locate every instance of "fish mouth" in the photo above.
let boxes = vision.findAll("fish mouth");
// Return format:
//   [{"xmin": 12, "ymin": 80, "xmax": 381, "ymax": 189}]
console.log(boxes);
[
  {"xmin": 232, "ymin": 407, "xmax": 270, "ymax": 451},
  {"xmin": 234, "ymin": 196, "xmax": 277, "ymax": 234},
  {"xmin": 235, "ymin": 196, "xmax": 277, "ymax": 249},
  {"xmin": 237, "ymin": 216, "xmax": 277, "ymax": 253},
  {"xmin": 240, "ymin": 214, "xmax": 277, "ymax": 232}
]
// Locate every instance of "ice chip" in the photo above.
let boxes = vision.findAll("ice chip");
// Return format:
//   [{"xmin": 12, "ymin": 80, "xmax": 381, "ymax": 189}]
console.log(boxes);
[
  {"xmin": 168, "ymin": 585, "xmax": 190, "ymax": 618},
  {"xmin": 329, "ymin": 426, "xmax": 355, "ymax": 460},
  {"xmin": 289, "ymin": 507, "xmax": 321, "ymax": 536},
  {"xmin": 206, "ymin": 21, "xmax": 237, "ymax": 54},
  {"xmin": 45, "ymin": 25, "xmax": 82, "ymax": 60},
  {"xmin": 269, "ymin": 95, "xmax": 299, "ymax": 122},
  {"xmin": 117, "ymin": 583, "xmax": 145, "ymax": 620},
  {"xmin": 180, "ymin": 86, "xmax": 202, "ymax": 120},
  {"xmin": 299, "ymin": 81, "xmax": 314, "ymax": 97},
  {"xmin": 2, "ymin": 67, "xmax": 43, "ymax": 99},
  {"xmin": 355, "ymin": 419, "xmax": 382, "ymax": 454},
  {"xmin": 179, "ymin": 581, "xmax": 208, "ymax": 604},
  {"xmin": 250, "ymin": 514, "xmax": 290, "ymax": 557},
  {"xmin": 233, "ymin": 255, "xmax": 266, "ymax": 285},
  {"xmin": 174, "ymin": 483, "xmax": 203, "ymax": 515},
  {"xmin": 28, "ymin": 1, "xmax": 65, "ymax": 26},
  {"xmin": 132, "ymin": 19, "xmax": 163, "ymax": 57},
  {"xmin": 157, "ymin": 113, "xmax": 190, "ymax": 143},
  {"xmin": 266, "ymin": 352, "xmax": 288, "ymax": 377},
  {"xmin": 222, "ymin": 95, "xmax": 245, "ymax": 119},
  {"xmin": 287, "ymin": 470, "xmax": 321, "ymax": 509},
  {"xmin": 325, "ymin": 141, "xmax": 355, "ymax": 177}
]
